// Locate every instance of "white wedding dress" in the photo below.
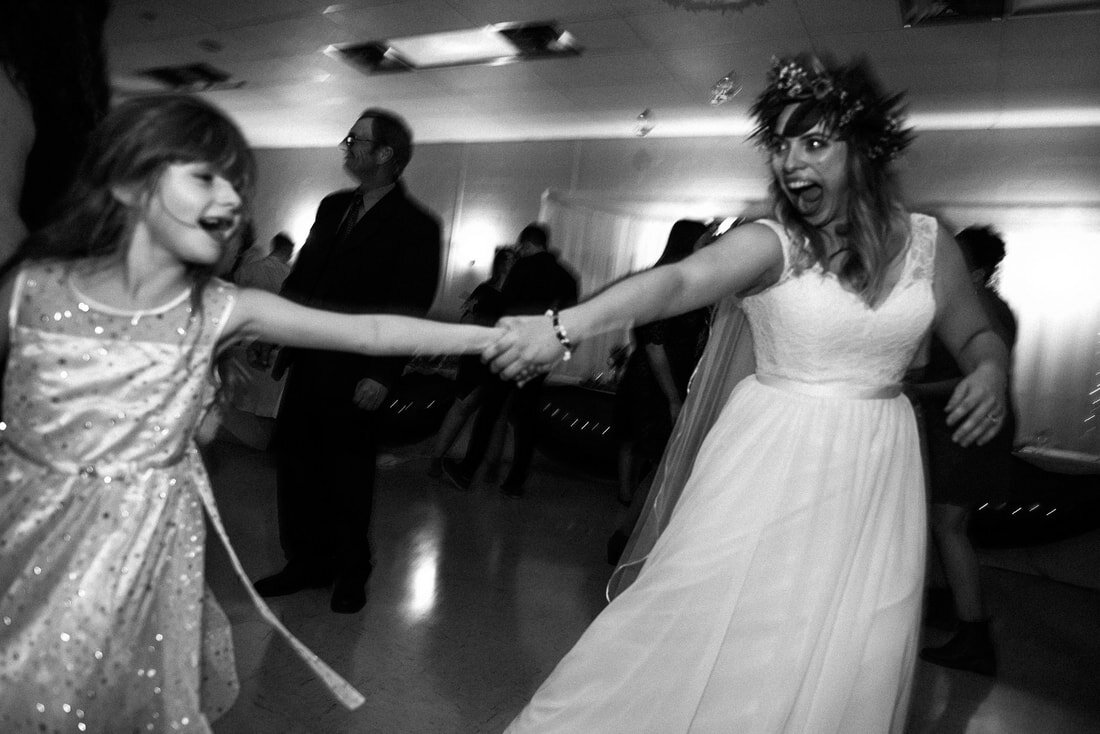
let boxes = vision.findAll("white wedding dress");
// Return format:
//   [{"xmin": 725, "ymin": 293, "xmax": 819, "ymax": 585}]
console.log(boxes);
[{"xmin": 507, "ymin": 214, "xmax": 937, "ymax": 733}]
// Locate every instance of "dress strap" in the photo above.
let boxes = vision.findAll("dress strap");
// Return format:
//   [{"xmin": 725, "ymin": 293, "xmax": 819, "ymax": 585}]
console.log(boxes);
[
  {"xmin": 6, "ymin": 263, "xmax": 30, "ymax": 332},
  {"xmin": 199, "ymin": 279, "xmax": 239, "ymax": 347},
  {"xmin": 903, "ymin": 213, "xmax": 938, "ymax": 286},
  {"xmin": 755, "ymin": 219, "xmax": 795, "ymax": 279}
]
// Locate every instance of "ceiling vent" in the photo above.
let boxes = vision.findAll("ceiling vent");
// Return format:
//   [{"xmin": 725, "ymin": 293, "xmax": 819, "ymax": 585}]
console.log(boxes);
[
  {"xmin": 136, "ymin": 62, "xmax": 244, "ymax": 92},
  {"xmin": 901, "ymin": 0, "xmax": 1100, "ymax": 25},
  {"xmin": 327, "ymin": 21, "xmax": 581, "ymax": 74}
]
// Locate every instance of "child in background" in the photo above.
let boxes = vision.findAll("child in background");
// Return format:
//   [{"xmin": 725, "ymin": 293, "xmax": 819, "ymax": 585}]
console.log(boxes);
[{"xmin": 0, "ymin": 95, "xmax": 500, "ymax": 733}]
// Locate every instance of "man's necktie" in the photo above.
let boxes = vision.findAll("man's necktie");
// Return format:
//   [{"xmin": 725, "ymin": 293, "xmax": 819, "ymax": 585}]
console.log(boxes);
[{"xmin": 335, "ymin": 195, "xmax": 364, "ymax": 244}]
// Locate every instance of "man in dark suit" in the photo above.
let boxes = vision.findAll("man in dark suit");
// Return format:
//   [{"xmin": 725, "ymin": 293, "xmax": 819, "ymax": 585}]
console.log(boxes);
[
  {"xmin": 442, "ymin": 223, "xmax": 578, "ymax": 497},
  {"xmin": 254, "ymin": 108, "xmax": 441, "ymax": 614}
]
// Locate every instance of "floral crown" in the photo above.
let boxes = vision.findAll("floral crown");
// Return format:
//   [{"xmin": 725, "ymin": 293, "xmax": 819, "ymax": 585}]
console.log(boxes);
[{"xmin": 750, "ymin": 54, "xmax": 913, "ymax": 162}]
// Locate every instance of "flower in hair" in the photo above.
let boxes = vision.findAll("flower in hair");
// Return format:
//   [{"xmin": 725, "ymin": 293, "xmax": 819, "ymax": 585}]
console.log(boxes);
[
  {"xmin": 750, "ymin": 54, "xmax": 913, "ymax": 163},
  {"xmin": 811, "ymin": 77, "xmax": 833, "ymax": 100}
]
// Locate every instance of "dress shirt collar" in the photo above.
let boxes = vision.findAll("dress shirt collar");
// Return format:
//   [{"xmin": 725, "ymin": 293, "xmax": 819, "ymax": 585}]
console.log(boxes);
[{"xmin": 356, "ymin": 182, "xmax": 397, "ymax": 215}]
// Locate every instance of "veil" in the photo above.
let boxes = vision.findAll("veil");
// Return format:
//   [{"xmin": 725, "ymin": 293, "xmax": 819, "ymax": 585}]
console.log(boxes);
[{"xmin": 606, "ymin": 293, "xmax": 757, "ymax": 600}]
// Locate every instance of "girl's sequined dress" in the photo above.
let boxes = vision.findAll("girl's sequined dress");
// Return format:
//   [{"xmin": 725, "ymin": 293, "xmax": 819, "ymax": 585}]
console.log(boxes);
[{"xmin": 0, "ymin": 261, "xmax": 362, "ymax": 733}]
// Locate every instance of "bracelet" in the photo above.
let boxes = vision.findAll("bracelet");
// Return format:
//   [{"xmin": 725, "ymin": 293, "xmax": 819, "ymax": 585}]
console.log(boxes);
[{"xmin": 545, "ymin": 309, "xmax": 574, "ymax": 362}]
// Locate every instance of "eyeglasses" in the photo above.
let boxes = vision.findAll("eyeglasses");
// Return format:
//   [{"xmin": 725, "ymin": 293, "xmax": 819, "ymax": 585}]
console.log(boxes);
[{"xmin": 340, "ymin": 134, "xmax": 376, "ymax": 149}]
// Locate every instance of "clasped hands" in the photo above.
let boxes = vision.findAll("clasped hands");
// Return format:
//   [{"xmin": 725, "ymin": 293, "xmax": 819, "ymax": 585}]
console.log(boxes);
[{"xmin": 481, "ymin": 314, "xmax": 569, "ymax": 386}]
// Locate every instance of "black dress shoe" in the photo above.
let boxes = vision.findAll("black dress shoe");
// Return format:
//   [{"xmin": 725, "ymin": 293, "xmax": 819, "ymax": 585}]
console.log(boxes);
[
  {"xmin": 500, "ymin": 481, "xmax": 524, "ymax": 498},
  {"xmin": 440, "ymin": 458, "xmax": 473, "ymax": 492},
  {"xmin": 330, "ymin": 574, "xmax": 369, "ymax": 614},
  {"xmin": 254, "ymin": 562, "xmax": 332, "ymax": 598}
]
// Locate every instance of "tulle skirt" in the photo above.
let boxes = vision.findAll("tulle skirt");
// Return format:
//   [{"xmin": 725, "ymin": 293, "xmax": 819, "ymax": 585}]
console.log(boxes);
[{"xmin": 507, "ymin": 376, "xmax": 927, "ymax": 733}]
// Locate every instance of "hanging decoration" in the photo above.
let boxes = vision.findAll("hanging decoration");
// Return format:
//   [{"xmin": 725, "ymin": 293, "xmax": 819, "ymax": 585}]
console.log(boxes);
[
  {"xmin": 709, "ymin": 69, "xmax": 742, "ymax": 105},
  {"xmin": 660, "ymin": 0, "xmax": 770, "ymax": 13},
  {"xmin": 634, "ymin": 108, "xmax": 656, "ymax": 137}
]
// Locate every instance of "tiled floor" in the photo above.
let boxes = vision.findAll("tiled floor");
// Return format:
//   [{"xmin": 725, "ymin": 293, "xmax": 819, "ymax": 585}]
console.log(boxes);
[{"xmin": 203, "ymin": 434, "xmax": 1100, "ymax": 733}]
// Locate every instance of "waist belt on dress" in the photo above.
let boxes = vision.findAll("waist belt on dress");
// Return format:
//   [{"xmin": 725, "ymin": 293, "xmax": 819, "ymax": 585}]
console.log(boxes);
[
  {"xmin": 756, "ymin": 374, "xmax": 902, "ymax": 400},
  {"xmin": 0, "ymin": 439, "xmax": 186, "ymax": 480}
]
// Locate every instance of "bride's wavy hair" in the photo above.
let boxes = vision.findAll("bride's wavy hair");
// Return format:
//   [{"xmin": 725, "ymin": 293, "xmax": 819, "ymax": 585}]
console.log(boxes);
[
  {"xmin": 17, "ymin": 95, "xmax": 255, "ymax": 291},
  {"xmin": 751, "ymin": 53, "xmax": 913, "ymax": 306}
]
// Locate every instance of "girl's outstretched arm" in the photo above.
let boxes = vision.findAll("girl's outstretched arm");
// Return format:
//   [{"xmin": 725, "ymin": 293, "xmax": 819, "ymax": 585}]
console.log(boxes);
[{"xmin": 223, "ymin": 289, "xmax": 503, "ymax": 357}]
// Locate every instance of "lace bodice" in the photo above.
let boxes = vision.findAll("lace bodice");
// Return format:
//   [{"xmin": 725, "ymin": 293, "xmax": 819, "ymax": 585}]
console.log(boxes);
[
  {"xmin": 741, "ymin": 214, "xmax": 937, "ymax": 387},
  {"xmin": 2, "ymin": 261, "xmax": 236, "ymax": 473}
]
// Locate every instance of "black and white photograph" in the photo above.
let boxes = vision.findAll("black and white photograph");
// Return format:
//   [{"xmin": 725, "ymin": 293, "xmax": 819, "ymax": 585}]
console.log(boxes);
[{"xmin": 2, "ymin": 1, "xmax": 1098, "ymax": 732}]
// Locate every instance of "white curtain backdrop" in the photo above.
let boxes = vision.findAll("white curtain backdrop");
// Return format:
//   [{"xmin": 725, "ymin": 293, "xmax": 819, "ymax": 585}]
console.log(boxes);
[
  {"xmin": 541, "ymin": 193, "xmax": 1100, "ymax": 462},
  {"xmin": 538, "ymin": 189, "xmax": 762, "ymax": 383}
]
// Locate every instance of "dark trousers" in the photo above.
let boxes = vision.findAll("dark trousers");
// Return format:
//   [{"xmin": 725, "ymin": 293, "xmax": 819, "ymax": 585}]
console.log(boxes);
[
  {"xmin": 459, "ymin": 375, "xmax": 545, "ymax": 488},
  {"xmin": 274, "ymin": 374, "xmax": 377, "ymax": 578}
]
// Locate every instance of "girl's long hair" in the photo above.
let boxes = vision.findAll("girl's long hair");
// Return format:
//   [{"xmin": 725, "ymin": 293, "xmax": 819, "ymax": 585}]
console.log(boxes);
[
  {"xmin": 771, "ymin": 146, "xmax": 909, "ymax": 306},
  {"xmin": 20, "ymin": 95, "xmax": 256, "ymax": 285}
]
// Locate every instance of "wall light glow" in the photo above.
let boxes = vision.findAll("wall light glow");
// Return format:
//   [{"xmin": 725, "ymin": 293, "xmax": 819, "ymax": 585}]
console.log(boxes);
[
  {"xmin": 284, "ymin": 199, "xmax": 322, "ymax": 257},
  {"xmin": 993, "ymin": 214, "xmax": 1100, "ymax": 456},
  {"xmin": 450, "ymin": 215, "xmax": 506, "ymax": 271},
  {"xmin": 999, "ymin": 224, "xmax": 1100, "ymax": 321}
]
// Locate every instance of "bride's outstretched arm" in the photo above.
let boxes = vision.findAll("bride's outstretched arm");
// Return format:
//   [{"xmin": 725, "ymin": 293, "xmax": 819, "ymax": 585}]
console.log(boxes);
[{"xmin": 485, "ymin": 222, "xmax": 783, "ymax": 382}]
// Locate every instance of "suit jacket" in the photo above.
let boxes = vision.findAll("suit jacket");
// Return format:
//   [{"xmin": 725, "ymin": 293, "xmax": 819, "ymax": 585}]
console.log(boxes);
[
  {"xmin": 499, "ymin": 250, "xmax": 578, "ymax": 317},
  {"xmin": 278, "ymin": 180, "xmax": 441, "ymax": 410}
]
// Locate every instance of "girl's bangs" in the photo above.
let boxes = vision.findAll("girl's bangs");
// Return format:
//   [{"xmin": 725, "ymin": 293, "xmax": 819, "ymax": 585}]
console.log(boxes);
[{"xmin": 171, "ymin": 112, "xmax": 255, "ymax": 197}]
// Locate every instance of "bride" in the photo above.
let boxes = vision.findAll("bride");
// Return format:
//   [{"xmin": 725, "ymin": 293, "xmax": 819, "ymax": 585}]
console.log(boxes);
[{"xmin": 485, "ymin": 53, "xmax": 1010, "ymax": 733}]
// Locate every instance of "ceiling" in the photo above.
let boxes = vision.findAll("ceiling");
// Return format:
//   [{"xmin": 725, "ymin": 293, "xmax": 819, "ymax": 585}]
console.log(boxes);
[{"xmin": 105, "ymin": 0, "xmax": 1100, "ymax": 147}]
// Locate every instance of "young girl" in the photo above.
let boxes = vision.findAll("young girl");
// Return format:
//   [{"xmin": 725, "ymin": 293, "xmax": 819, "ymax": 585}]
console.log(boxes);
[{"xmin": 0, "ymin": 95, "xmax": 500, "ymax": 733}]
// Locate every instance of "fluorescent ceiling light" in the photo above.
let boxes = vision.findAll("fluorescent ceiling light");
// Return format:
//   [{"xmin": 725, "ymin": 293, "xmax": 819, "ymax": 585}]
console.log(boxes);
[
  {"xmin": 911, "ymin": 108, "xmax": 1100, "ymax": 129},
  {"xmin": 327, "ymin": 21, "xmax": 581, "ymax": 74},
  {"xmin": 388, "ymin": 27, "xmax": 519, "ymax": 67}
]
